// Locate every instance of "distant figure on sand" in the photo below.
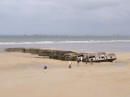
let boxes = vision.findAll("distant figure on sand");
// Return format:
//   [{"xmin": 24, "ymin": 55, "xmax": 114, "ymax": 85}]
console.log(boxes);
[
  {"xmin": 80, "ymin": 56, "xmax": 83, "ymax": 62},
  {"xmin": 68, "ymin": 61, "xmax": 72, "ymax": 69},
  {"xmin": 77, "ymin": 56, "xmax": 83, "ymax": 66},
  {"xmin": 77, "ymin": 56, "xmax": 80, "ymax": 66},
  {"xmin": 90, "ymin": 59, "xmax": 93, "ymax": 65},
  {"xmin": 44, "ymin": 65, "xmax": 48, "ymax": 70},
  {"xmin": 43, "ymin": 65, "xmax": 48, "ymax": 73}
]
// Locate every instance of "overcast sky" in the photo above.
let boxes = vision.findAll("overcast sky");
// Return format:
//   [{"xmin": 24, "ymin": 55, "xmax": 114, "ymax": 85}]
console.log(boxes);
[{"xmin": 0, "ymin": 0, "xmax": 130, "ymax": 35}]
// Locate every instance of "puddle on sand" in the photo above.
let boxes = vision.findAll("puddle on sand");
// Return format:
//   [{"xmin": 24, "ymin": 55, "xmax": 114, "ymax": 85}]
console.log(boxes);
[
  {"xmin": 25, "ymin": 66, "xmax": 34, "ymax": 70},
  {"xmin": 23, "ymin": 63, "xmax": 55, "ymax": 70},
  {"xmin": 113, "ymin": 62, "xmax": 125, "ymax": 66}
]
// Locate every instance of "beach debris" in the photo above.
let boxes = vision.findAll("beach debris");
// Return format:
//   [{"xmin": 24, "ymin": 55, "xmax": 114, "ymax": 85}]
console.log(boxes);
[{"xmin": 5, "ymin": 48, "xmax": 117, "ymax": 63}]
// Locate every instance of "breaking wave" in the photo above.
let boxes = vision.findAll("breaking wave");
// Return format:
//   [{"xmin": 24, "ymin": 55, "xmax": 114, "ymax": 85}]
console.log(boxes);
[{"xmin": 0, "ymin": 40, "xmax": 130, "ymax": 45}]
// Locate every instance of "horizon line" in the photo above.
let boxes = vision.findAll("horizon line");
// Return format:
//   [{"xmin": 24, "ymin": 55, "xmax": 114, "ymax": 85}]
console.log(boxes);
[{"xmin": 0, "ymin": 34, "xmax": 130, "ymax": 37}]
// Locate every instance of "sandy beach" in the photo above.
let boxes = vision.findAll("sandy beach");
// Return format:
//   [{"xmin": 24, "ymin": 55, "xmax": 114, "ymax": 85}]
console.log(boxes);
[{"xmin": 0, "ymin": 51, "xmax": 130, "ymax": 97}]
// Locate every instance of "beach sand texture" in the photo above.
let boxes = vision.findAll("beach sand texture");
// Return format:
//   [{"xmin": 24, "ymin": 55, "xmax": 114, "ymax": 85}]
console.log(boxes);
[{"xmin": 0, "ymin": 52, "xmax": 130, "ymax": 97}]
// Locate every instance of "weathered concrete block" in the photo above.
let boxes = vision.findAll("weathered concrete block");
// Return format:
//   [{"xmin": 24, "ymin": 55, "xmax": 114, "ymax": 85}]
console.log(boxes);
[{"xmin": 5, "ymin": 48, "xmax": 25, "ymax": 53}]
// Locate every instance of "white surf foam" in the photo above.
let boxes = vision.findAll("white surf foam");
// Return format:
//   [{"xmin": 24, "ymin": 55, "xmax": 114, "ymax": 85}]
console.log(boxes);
[{"xmin": 0, "ymin": 40, "xmax": 130, "ymax": 45}]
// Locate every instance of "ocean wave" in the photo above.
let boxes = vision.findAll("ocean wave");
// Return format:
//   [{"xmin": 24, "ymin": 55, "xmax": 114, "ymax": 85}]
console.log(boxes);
[{"xmin": 0, "ymin": 40, "xmax": 130, "ymax": 45}]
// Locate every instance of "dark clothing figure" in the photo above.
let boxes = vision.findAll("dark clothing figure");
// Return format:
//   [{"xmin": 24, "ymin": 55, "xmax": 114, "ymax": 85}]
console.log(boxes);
[
  {"xmin": 77, "ymin": 58, "xmax": 79, "ymax": 63},
  {"xmin": 44, "ymin": 65, "xmax": 47, "ymax": 69},
  {"xmin": 90, "ymin": 59, "xmax": 93, "ymax": 65},
  {"xmin": 77, "ymin": 57, "xmax": 81, "ymax": 63},
  {"xmin": 77, "ymin": 56, "xmax": 83, "ymax": 66},
  {"xmin": 68, "ymin": 64, "xmax": 71, "ymax": 69}
]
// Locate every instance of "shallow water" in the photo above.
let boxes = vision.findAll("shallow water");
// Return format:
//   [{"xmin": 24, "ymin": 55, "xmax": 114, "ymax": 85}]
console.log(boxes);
[
  {"xmin": 39, "ymin": 64, "xmax": 55, "ymax": 69},
  {"xmin": 113, "ymin": 62, "xmax": 126, "ymax": 66}
]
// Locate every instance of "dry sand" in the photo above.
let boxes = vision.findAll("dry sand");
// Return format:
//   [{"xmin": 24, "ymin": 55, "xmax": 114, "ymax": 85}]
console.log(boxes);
[{"xmin": 0, "ymin": 52, "xmax": 130, "ymax": 97}]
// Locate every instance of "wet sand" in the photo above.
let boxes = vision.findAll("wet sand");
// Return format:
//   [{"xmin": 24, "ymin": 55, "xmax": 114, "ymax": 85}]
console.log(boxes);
[{"xmin": 0, "ymin": 52, "xmax": 130, "ymax": 97}]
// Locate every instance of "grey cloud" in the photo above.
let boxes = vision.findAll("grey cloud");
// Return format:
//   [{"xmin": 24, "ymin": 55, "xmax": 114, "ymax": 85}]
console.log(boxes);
[{"xmin": 0, "ymin": 0, "xmax": 130, "ymax": 35}]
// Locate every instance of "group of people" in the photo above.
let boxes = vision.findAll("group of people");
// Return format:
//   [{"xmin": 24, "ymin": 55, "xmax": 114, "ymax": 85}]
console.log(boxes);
[
  {"xmin": 68, "ymin": 56, "xmax": 83, "ymax": 69},
  {"xmin": 43, "ymin": 56, "xmax": 83, "ymax": 70}
]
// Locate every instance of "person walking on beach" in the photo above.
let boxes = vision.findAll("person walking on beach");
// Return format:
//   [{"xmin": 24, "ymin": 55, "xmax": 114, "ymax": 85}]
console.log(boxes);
[
  {"xmin": 90, "ymin": 58, "xmax": 93, "ymax": 65},
  {"xmin": 43, "ymin": 65, "xmax": 48, "ymax": 73},
  {"xmin": 44, "ymin": 65, "xmax": 48, "ymax": 69},
  {"xmin": 77, "ymin": 56, "xmax": 83, "ymax": 66},
  {"xmin": 68, "ymin": 61, "xmax": 72, "ymax": 69},
  {"xmin": 80, "ymin": 56, "xmax": 83, "ymax": 62},
  {"xmin": 77, "ymin": 56, "xmax": 80, "ymax": 66}
]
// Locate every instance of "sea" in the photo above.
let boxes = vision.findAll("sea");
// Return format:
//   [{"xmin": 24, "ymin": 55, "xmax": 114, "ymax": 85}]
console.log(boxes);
[{"xmin": 0, "ymin": 35, "xmax": 130, "ymax": 52}]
